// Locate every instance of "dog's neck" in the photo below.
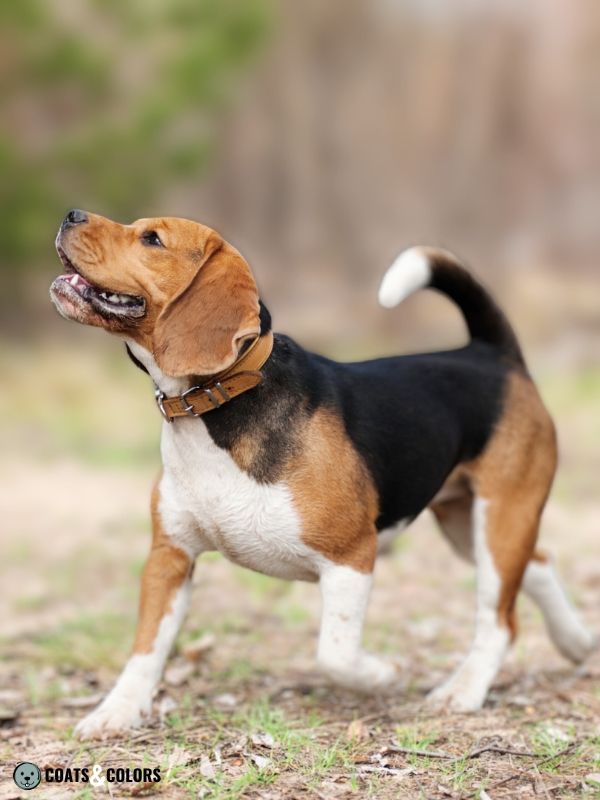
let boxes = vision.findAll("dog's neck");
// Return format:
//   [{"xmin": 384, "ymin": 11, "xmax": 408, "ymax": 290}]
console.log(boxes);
[
  {"xmin": 125, "ymin": 339, "xmax": 189, "ymax": 397},
  {"xmin": 125, "ymin": 299, "xmax": 273, "ymax": 401}
]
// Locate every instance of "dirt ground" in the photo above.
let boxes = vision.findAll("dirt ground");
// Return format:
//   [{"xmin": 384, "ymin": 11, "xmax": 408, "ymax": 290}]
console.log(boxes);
[{"xmin": 0, "ymin": 341, "xmax": 598, "ymax": 799}]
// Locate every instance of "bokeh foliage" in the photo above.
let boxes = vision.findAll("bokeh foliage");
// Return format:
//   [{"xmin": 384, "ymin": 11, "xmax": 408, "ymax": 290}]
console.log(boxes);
[{"xmin": 0, "ymin": 0, "xmax": 270, "ymax": 297}]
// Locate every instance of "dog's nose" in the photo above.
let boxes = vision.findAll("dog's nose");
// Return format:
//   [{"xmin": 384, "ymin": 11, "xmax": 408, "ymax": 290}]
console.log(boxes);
[{"xmin": 63, "ymin": 208, "xmax": 88, "ymax": 228}]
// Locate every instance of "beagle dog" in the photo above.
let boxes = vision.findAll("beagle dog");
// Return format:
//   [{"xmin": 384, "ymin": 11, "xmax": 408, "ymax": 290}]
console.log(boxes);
[{"xmin": 50, "ymin": 210, "xmax": 594, "ymax": 739}]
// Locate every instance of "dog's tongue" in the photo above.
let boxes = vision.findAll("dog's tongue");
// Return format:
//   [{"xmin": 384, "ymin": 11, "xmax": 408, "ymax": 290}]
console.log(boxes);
[{"xmin": 61, "ymin": 272, "xmax": 91, "ymax": 296}]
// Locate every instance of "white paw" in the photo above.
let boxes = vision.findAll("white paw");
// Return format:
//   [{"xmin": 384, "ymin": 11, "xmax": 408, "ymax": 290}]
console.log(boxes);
[
  {"xmin": 555, "ymin": 627, "xmax": 598, "ymax": 665},
  {"xmin": 74, "ymin": 694, "xmax": 151, "ymax": 740},
  {"xmin": 320, "ymin": 652, "xmax": 399, "ymax": 693},
  {"xmin": 425, "ymin": 676, "xmax": 485, "ymax": 713}
]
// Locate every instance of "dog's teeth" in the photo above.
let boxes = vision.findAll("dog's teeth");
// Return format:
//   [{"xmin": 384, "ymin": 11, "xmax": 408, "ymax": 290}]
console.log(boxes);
[{"xmin": 109, "ymin": 294, "xmax": 119, "ymax": 302}]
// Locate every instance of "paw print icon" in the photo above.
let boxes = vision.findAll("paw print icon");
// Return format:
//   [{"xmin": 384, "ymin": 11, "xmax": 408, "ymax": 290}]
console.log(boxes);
[{"xmin": 13, "ymin": 762, "xmax": 42, "ymax": 790}]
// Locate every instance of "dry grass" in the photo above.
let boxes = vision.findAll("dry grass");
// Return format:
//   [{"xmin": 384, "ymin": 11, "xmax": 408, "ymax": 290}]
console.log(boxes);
[{"xmin": 0, "ymin": 340, "xmax": 599, "ymax": 799}]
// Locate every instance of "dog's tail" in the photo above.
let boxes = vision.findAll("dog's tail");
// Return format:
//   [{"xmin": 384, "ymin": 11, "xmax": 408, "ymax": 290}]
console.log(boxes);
[{"xmin": 378, "ymin": 246, "xmax": 524, "ymax": 365}]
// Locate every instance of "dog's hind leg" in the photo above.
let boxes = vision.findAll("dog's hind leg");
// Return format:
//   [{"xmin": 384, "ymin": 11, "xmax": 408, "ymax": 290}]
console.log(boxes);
[
  {"xmin": 431, "ymin": 495, "xmax": 595, "ymax": 668},
  {"xmin": 427, "ymin": 373, "xmax": 566, "ymax": 712},
  {"xmin": 522, "ymin": 551, "xmax": 596, "ymax": 663},
  {"xmin": 430, "ymin": 480, "xmax": 474, "ymax": 564},
  {"xmin": 427, "ymin": 490, "xmax": 542, "ymax": 712}
]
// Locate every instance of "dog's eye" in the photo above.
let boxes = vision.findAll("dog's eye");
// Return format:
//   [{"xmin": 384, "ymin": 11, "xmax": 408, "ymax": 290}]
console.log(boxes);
[{"xmin": 141, "ymin": 230, "xmax": 163, "ymax": 247}]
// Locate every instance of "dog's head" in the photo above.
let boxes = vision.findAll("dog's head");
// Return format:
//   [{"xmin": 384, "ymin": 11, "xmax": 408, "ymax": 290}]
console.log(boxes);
[{"xmin": 50, "ymin": 210, "xmax": 261, "ymax": 376}]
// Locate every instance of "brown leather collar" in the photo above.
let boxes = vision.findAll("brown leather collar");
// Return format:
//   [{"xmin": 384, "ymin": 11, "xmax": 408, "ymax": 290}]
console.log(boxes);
[{"xmin": 155, "ymin": 331, "xmax": 274, "ymax": 422}]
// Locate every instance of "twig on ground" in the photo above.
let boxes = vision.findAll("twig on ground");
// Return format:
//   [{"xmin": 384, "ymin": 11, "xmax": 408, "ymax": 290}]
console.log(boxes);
[
  {"xmin": 532, "ymin": 762, "xmax": 552, "ymax": 800},
  {"xmin": 384, "ymin": 742, "xmax": 540, "ymax": 763},
  {"xmin": 384, "ymin": 744, "xmax": 455, "ymax": 760},
  {"xmin": 460, "ymin": 744, "xmax": 539, "ymax": 761},
  {"xmin": 459, "ymin": 741, "xmax": 580, "ymax": 799}
]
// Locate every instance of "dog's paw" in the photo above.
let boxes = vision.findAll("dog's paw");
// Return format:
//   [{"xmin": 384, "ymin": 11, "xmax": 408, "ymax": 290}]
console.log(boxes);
[
  {"xmin": 555, "ymin": 627, "xmax": 598, "ymax": 665},
  {"xmin": 74, "ymin": 695, "xmax": 150, "ymax": 740},
  {"xmin": 321, "ymin": 652, "xmax": 400, "ymax": 693},
  {"xmin": 424, "ymin": 675, "xmax": 485, "ymax": 714}
]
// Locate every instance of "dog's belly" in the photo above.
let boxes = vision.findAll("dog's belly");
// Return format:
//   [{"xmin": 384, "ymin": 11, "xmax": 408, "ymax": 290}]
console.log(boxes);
[{"xmin": 157, "ymin": 420, "xmax": 320, "ymax": 581}]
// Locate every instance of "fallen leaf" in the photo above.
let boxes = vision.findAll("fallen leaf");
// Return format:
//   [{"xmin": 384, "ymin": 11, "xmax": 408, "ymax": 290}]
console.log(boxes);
[
  {"xmin": 357, "ymin": 764, "xmax": 412, "ymax": 778},
  {"xmin": 251, "ymin": 731, "xmax": 275, "ymax": 748},
  {"xmin": 183, "ymin": 633, "xmax": 216, "ymax": 662},
  {"xmin": 158, "ymin": 695, "xmax": 178, "ymax": 720},
  {"xmin": 130, "ymin": 781, "xmax": 159, "ymax": 796},
  {"xmin": 229, "ymin": 734, "xmax": 248, "ymax": 753},
  {"xmin": 585, "ymin": 773, "xmax": 600, "ymax": 786},
  {"xmin": 214, "ymin": 693, "xmax": 237, "ymax": 708},
  {"xmin": 508, "ymin": 694, "xmax": 533, "ymax": 707},
  {"xmin": 346, "ymin": 719, "xmax": 368, "ymax": 741},
  {"xmin": 165, "ymin": 661, "xmax": 194, "ymax": 686},
  {"xmin": 165, "ymin": 746, "xmax": 190, "ymax": 780},
  {"xmin": 199, "ymin": 754, "xmax": 216, "ymax": 779},
  {"xmin": 61, "ymin": 693, "xmax": 104, "ymax": 709},
  {"xmin": 246, "ymin": 752, "xmax": 272, "ymax": 770}
]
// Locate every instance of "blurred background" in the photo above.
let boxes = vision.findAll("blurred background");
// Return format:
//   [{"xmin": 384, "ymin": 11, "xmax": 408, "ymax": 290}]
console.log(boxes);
[{"xmin": 0, "ymin": 3, "xmax": 598, "ymax": 788}]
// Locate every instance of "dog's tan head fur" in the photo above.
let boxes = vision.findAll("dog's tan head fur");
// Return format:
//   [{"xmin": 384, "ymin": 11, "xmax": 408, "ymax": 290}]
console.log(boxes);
[{"xmin": 50, "ymin": 211, "xmax": 260, "ymax": 376}]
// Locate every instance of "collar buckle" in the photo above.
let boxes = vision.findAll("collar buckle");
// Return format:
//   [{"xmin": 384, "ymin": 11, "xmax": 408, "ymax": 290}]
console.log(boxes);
[
  {"xmin": 152, "ymin": 331, "xmax": 273, "ymax": 422},
  {"xmin": 154, "ymin": 386, "xmax": 173, "ymax": 423},
  {"xmin": 180, "ymin": 381, "xmax": 231, "ymax": 417}
]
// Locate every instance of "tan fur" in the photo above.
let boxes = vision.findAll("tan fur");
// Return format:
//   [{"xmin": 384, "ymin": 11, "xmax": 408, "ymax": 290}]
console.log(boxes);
[
  {"xmin": 56, "ymin": 213, "xmax": 260, "ymax": 376},
  {"xmin": 431, "ymin": 492, "xmax": 474, "ymax": 562},
  {"xmin": 153, "ymin": 238, "xmax": 260, "ymax": 376},
  {"xmin": 230, "ymin": 432, "xmax": 265, "ymax": 473},
  {"xmin": 133, "ymin": 478, "xmax": 193, "ymax": 653},
  {"xmin": 284, "ymin": 408, "xmax": 379, "ymax": 573},
  {"xmin": 530, "ymin": 549, "xmax": 549, "ymax": 563},
  {"xmin": 57, "ymin": 213, "xmax": 557, "ymax": 632},
  {"xmin": 464, "ymin": 371, "xmax": 557, "ymax": 637}
]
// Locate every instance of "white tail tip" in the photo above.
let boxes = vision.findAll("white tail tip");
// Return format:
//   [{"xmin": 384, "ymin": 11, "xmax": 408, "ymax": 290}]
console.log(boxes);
[{"xmin": 378, "ymin": 247, "xmax": 431, "ymax": 308}]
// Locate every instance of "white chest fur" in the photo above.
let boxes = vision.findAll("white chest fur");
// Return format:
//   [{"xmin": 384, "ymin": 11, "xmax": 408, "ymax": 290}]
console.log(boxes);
[{"xmin": 158, "ymin": 419, "xmax": 319, "ymax": 581}]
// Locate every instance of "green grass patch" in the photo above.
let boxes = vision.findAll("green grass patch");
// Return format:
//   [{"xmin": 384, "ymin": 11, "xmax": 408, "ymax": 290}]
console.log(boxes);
[{"xmin": 28, "ymin": 611, "xmax": 133, "ymax": 669}]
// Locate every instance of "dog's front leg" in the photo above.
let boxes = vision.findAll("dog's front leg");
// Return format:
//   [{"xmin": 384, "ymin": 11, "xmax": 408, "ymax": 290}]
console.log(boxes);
[
  {"xmin": 317, "ymin": 564, "xmax": 398, "ymax": 691},
  {"xmin": 75, "ymin": 538, "xmax": 193, "ymax": 740}
]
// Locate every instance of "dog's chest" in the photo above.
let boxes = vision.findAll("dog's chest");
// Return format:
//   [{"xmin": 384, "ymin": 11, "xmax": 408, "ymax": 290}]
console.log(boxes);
[{"xmin": 157, "ymin": 420, "xmax": 318, "ymax": 581}]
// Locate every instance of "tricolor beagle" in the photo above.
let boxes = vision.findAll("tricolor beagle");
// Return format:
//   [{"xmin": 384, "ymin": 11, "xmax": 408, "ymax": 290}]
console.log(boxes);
[{"xmin": 50, "ymin": 210, "xmax": 595, "ymax": 739}]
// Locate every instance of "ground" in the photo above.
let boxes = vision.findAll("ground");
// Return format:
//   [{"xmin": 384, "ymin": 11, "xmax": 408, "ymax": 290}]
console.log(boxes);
[{"xmin": 0, "ymin": 340, "xmax": 599, "ymax": 799}]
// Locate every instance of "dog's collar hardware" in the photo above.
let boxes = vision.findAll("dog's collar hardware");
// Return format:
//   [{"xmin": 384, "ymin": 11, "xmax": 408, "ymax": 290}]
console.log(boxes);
[
  {"xmin": 154, "ymin": 386, "xmax": 171, "ymax": 422},
  {"xmin": 154, "ymin": 331, "xmax": 273, "ymax": 422},
  {"xmin": 181, "ymin": 381, "xmax": 231, "ymax": 416}
]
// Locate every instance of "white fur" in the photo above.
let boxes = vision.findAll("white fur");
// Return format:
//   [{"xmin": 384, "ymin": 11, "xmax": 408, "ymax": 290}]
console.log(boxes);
[
  {"xmin": 128, "ymin": 340, "xmax": 320, "ymax": 580},
  {"xmin": 427, "ymin": 497, "xmax": 509, "ymax": 712},
  {"xmin": 317, "ymin": 564, "xmax": 397, "ymax": 690},
  {"xmin": 378, "ymin": 247, "xmax": 431, "ymax": 309},
  {"xmin": 75, "ymin": 582, "xmax": 191, "ymax": 738},
  {"xmin": 158, "ymin": 423, "xmax": 320, "ymax": 581},
  {"xmin": 76, "ymin": 341, "xmax": 398, "ymax": 738},
  {"xmin": 127, "ymin": 339, "xmax": 189, "ymax": 397},
  {"xmin": 522, "ymin": 558, "xmax": 596, "ymax": 663}
]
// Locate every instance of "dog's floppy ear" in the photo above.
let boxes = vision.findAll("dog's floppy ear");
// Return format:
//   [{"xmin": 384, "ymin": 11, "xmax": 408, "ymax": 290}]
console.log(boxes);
[{"xmin": 153, "ymin": 236, "xmax": 260, "ymax": 377}]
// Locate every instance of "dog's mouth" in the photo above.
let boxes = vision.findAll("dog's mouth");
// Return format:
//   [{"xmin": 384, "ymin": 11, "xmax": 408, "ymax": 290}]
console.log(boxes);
[{"xmin": 51, "ymin": 244, "xmax": 146, "ymax": 319}]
